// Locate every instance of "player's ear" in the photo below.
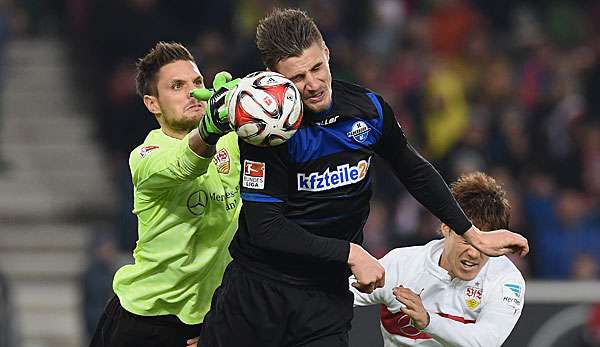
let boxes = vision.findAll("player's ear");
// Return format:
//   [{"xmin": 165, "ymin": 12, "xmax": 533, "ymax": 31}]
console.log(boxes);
[
  {"xmin": 144, "ymin": 94, "xmax": 161, "ymax": 115},
  {"xmin": 440, "ymin": 224, "xmax": 451, "ymax": 238}
]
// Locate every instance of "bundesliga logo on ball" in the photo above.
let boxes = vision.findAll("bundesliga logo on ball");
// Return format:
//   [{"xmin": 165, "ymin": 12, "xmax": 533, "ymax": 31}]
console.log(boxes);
[{"xmin": 228, "ymin": 71, "xmax": 303, "ymax": 147}]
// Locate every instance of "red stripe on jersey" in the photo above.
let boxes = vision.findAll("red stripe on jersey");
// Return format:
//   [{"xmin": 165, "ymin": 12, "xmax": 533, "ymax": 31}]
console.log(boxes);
[
  {"xmin": 437, "ymin": 312, "xmax": 476, "ymax": 324},
  {"xmin": 380, "ymin": 305, "xmax": 476, "ymax": 339}
]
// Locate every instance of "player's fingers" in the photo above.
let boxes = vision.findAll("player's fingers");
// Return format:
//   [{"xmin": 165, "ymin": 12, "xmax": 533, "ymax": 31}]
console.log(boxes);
[
  {"xmin": 186, "ymin": 336, "xmax": 199, "ymax": 347},
  {"xmin": 519, "ymin": 240, "xmax": 529, "ymax": 256},
  {"xmin": 394, "ymin": 289, "xmax": 419, "ymax": 306},
  {"xmin": 393, "ymin": 286, "xmax": 417, "ymax": 298},
  {"xmin": 352, "ymin": 281, "xmax": 375, "ymax": 293},
  {"xmin": 213, "ymin": 71, "xmax": 232, "ymax": 90},
  {"xmin": 376, "ymin": 274, "xmax": 385, "ymax": 288},
  {"xmin": 400, "ymin": 306, "xmax": 418, "ymax": 318}
]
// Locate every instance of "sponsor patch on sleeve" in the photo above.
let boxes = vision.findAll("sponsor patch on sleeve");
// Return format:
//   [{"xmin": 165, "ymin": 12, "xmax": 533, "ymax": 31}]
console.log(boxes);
[
  {"xmin": 140, "ymin": 145, "xmax": 160, "ymax": 157},
  {"xmin": 502, "ymin": 283, "xmax": 523, "ymax": 309},
  {"xmin": 243, "ymin": 160, "xmax": 265, "ymax": 189}
]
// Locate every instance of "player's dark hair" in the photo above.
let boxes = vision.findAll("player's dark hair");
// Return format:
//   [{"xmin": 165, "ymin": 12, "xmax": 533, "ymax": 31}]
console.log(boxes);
[
  {"xmin": 451, "ymin": 172, "xmax": 511, "ymax": 231},
  {"xmin": 256, "ymin": 8, "xmax": 324, "ymax": 70},
  {"xmin": 135, "ymin": 41, "xmax": 195, "ymax": 97}
]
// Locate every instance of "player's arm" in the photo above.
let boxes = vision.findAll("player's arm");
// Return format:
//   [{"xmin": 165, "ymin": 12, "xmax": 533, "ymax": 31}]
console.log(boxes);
[
  {"xmin": 131, "ymin": 134, "xmax": 214, "ymax": 195},
  {"xmin": 374, "ymin": 96, "xmax": 528, "ymax": 256},
  {"xmin": 396, "ymin": 275, "xmax": 525, "ymax": 347},
  {"xmin": 350, "ymin": 249, "xmax": 402, "ymax": 306}
]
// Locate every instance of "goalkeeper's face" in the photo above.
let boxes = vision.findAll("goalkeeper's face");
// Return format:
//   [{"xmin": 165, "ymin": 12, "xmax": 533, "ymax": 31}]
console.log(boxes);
[
  {"xmin": 440, "ymin": 224, "xmax": 489, "ymax": 281},
  {"xmin": 274, "ymin": 42, "xmax": 333, "ymax": 113},
  {"xmin": 144, "ymin": 60, "xmax": 206, "ymax": 136}
]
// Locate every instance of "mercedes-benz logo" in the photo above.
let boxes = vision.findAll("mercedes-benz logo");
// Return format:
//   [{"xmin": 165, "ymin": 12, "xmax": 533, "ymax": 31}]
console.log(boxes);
[
  {"xmin": 396, "ymin": 313, "xmax": 422, "ymax": 337},
  {"xmin": 187, "ymin": 190, "xmax": 208, "ymax": 215}
]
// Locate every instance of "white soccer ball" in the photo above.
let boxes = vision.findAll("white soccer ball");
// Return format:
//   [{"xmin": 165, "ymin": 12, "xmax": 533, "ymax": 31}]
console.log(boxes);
[{"xmin": 227, "ymin": 71, "xmax": 303, "ymax": 147}]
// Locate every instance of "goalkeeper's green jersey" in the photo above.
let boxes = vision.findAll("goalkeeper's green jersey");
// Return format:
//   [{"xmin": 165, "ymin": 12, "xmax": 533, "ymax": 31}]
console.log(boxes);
[{"xmin": 113, "ymin": 130, "xmax": 241, "ymax": 325}]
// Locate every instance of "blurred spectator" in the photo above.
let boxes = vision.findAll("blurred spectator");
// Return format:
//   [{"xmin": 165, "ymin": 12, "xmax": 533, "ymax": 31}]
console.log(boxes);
[
  {"xmin": 362, "ymin": 199, "xmax": 391, "ymax": 258},
  {"xmin": 583, "ymin": 304, "xmax": 600, "ymax": 347},
  {"xmin": 422, "ymin": 57, "xmax": 469, "ymax": 160},
  {"xmin": 81, "ymin": 232, "xmax": 119, "ymax": 342},
  {"xmin": 0, "ymin": 0, "xmax": 14, "ymax": 174},
  {"xmin": 0, "ymin": 268, "xmax": 17, "ymax": 347},
  {"xmin": 532, "ymin": 189, "xmax": 600, "ymax": 279},
  {"xmin": 571, "ymin": 253, "xmax": 599, "ymax": 281}
]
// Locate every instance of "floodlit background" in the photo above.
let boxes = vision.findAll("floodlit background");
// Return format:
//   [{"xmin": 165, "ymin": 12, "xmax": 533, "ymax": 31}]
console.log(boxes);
[{"xmin": 0, "ymin": 0, "xmax": 599, "ymax": 346}]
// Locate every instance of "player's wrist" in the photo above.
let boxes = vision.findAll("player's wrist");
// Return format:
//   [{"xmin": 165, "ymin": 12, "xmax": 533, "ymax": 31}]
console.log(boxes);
[
  {"xmin": 347, "ymin": 243, "xmax": 364, "ymax": 266},
  {"xmin": 198, "ymin": 118, "xmax": 222, "ymax": 145},
  {"xmin": 463, "ymin": 225, "xmax": 483, "ymax": 248}
]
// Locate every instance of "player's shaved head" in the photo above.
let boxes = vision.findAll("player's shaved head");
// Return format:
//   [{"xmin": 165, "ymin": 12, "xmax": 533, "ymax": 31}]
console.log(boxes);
[{"xmin": 450, "ymin": 172, "xmax": 511, "ymax": 231}]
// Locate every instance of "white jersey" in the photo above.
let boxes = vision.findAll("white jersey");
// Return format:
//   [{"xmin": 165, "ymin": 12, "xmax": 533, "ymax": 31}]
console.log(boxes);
[{"xmin": 351, "ymin": 239, "xmax": 525, "ymax": 347}]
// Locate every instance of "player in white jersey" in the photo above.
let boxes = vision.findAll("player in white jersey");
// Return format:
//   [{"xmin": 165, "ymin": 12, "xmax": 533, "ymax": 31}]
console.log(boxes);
[{"xmin": 351, "ymin": 172, "xmax": 525, "ymax": 347}]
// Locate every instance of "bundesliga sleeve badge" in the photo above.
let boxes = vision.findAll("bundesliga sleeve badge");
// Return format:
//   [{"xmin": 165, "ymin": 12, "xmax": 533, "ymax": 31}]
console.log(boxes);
[
  {"xmin": 502, "ymin": 283, "xmax": 523, "ymax": 309},
  {"xmin": 140, "ymin": 145, "xmax": 160, "ymax": 157},
  {"xmin": 243, "ymin": 160, "xmax": 265, "ymax": 189}
]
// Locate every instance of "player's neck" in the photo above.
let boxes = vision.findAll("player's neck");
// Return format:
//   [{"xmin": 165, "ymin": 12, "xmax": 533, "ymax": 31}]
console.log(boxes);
[
  {"xmin": 438, "ymin": 251, "xmax": 456, "ymax": 279},
  {"xmin": 161, "ymin": 126, "xmax": 190, "ymax": 140}
]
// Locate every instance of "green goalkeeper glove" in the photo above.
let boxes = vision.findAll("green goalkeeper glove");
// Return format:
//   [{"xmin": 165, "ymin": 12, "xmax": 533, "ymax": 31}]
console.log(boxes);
[{"xmin": 190, "ymin": 71, "xmax": 240, "ymax": 145}]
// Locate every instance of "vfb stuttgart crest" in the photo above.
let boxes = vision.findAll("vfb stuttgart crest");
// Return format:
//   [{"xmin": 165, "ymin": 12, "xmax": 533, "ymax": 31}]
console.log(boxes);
[
  {"xmin": 213, "ymin": 148, "xmax": 230, "ymax": 174},
  {"xmin": 464, "ymin": 286, "xmax": 482, "ymax": 310}
]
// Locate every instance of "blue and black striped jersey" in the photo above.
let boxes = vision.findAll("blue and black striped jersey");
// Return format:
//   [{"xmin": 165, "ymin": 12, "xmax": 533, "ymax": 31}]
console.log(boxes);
[{"xmin": 230, "ymin": 80, "xmax": 471, "ymax": 288}]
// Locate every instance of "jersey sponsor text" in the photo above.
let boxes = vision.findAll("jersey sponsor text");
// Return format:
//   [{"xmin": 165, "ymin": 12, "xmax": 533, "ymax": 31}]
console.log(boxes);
[{"xmin": 297, "ymin": 157, "xmax": 371, "ymax": 192}]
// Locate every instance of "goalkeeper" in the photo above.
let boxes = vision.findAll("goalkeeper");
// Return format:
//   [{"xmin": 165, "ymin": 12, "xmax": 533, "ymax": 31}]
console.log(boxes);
[
  {"xmin": 90, "ymin": 42, "xmax": 240, "ymax": 347},
  {"xmin": 351, "ymin": 172, "xmax": 525, "ymax": 347}
]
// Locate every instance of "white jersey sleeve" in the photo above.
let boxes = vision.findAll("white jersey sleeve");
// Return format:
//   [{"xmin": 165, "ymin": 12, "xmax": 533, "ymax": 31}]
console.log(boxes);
[
  {"xmin": 350, "ymin": 248, "xmax": 405, "ymax": 312},
  {"xmin": 423, "ymin": 272, "xmax": 525, "ymax": 347}
]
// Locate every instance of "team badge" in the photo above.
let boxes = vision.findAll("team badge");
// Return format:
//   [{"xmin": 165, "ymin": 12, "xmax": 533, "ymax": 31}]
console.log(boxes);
[
  {"xmin": 140, "ymin": 145, "xmax": 159, "ymax": 157},
  {"xmin": 347, "ymin": 121, "xmax": 370, "ymax": 142},
  {"xmin": 464, "ymin": 286, "xmax": 482, "ymax": 310},
  {"xmin": 213, "ymin": 148, "xmax": 230, "ymax": 174},
  {"xmin": 243, "ymin": 160, "xmax": 265, "ymax": 189}
]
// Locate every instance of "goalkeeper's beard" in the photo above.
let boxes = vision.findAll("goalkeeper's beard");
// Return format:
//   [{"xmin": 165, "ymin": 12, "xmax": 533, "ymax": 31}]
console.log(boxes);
[{"xmin": 160, "ymin": 112, "xmax": 202, "ymax": 135}]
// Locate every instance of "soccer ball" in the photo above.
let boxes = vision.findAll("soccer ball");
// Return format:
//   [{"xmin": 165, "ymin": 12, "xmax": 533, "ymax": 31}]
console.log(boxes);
[{"xmin": 228, "ymin": 71, "xmax": 303, "ymax": 147}]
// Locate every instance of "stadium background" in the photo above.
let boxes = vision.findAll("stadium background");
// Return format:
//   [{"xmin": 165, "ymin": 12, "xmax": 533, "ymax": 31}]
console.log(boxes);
[{"xmin": 0, "ymin": 0, "xmax": 599, "ymax": 346}]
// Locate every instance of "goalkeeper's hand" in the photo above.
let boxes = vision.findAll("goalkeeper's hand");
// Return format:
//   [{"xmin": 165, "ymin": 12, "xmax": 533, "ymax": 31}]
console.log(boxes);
[{"xmin": 190, "ymin": 71, "xmax": 240, "ymax": 145}]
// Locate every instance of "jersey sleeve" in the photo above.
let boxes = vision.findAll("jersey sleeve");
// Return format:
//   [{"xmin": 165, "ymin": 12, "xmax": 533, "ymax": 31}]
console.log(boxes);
[
  {"xmin": 373, "ymin": 96, "xmax": 472, "ymax": 235},
  {"xmin": 130, "ymin": 134, "xmax": 212, "ymax": 196},
  {"xmin": 423, "ymin": 273, "xmax": 526, "ymax": 347},
  {"xmin": 239, "ymin": 141, "xmax": 350, "ymax": 262},
  {"xmin": 350, "ymin": 249, "xmax": 403, "ymax": 310}
]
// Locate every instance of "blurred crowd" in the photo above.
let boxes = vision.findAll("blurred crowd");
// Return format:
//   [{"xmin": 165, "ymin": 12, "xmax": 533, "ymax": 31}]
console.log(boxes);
[{"xmin": 1, "ymin": 0, "xmax": 599, "ymax": 344}]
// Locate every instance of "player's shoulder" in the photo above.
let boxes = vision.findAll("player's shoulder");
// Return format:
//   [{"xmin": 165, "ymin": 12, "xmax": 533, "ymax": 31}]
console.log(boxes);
[
  {"xmin": 128, "ymin": 129, "xmax": 170, "ymax": 168},
  {"xmin": 217, "ymin": 132, "xmax": 240, "ymax": 156},
  {"xmin": 333, "ymin": 79, "xmax": 370, "ymax": 93},
  {"xmin": 485, "ymin": 256, "xmax": 525, "ymax": 284},
  {"xmin": 380, "ymin": 242, "xmax": 432, "ymax": 267},
  {"xmin": 332, "ymin": 79, "xmax": 385, "ymax": 117}
]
